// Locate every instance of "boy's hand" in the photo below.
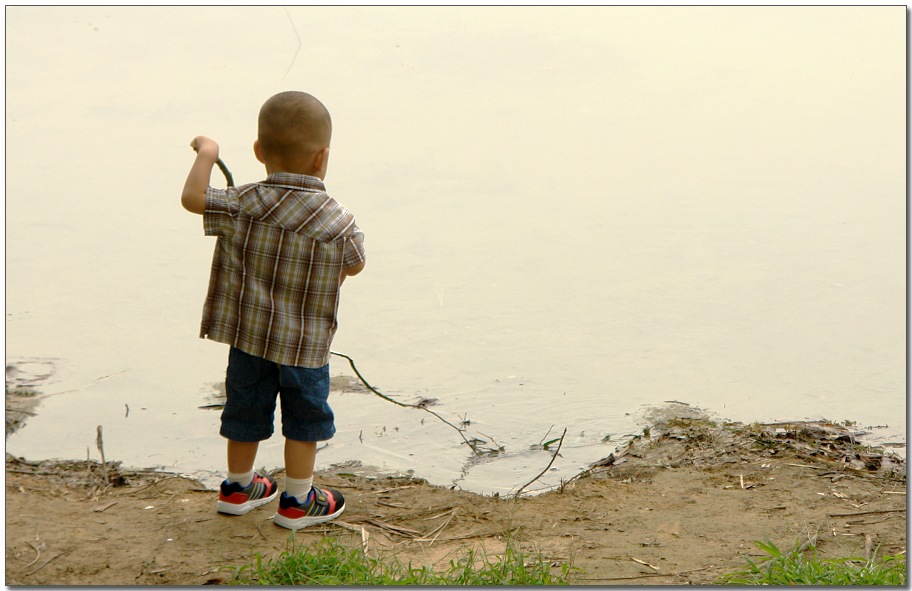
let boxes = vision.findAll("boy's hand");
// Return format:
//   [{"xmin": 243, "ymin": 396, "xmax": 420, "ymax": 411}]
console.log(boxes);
[
  {"xmin": 181, "ymin": 136, "xmax": 220, "ymax": 215},
  {"xmin": 190, "ymin": 136, "xmax": 219, "ymax": 160}
]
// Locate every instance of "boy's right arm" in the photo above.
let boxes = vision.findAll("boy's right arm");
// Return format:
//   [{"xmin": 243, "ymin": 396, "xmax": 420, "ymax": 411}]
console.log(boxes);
[{"xmin": 181, "ymin": 136, "xmax": 219, "ymax": 215}]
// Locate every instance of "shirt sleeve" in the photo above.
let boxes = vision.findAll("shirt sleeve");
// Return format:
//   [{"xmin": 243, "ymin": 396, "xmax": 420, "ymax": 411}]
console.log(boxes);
[
  {"xmin": 342, "ymin": 224, "xmax": 366, "ymax": 268},
  {"xmin": 203, "ymin": 186, "xmax": 240, "ymax": 237}
]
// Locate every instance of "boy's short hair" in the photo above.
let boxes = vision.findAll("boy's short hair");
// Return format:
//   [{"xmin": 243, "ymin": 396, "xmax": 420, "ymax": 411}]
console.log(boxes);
[{"xmin": 258, "ymin": 91, "xmax": 332, "ymax": 163}]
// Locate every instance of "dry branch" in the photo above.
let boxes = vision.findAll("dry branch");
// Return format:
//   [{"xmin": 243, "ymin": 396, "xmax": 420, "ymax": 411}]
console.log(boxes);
[
  {"xmin": 22, "ymin": 549, "xmax": 74, "ymax": 576},
  {"xmin": 828, "ymin": 508, "xmax": 905, "ymax": 517},
  {"xmin": 514, "ymin": 427, "xmax": 567, "ymax": 497},
  {"xmin": 96, "ymin": 426, "xmax": 107, "ymax": 482}
]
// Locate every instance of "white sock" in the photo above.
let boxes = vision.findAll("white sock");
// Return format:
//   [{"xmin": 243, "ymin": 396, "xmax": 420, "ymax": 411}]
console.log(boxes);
[
  {"xmin": 285, "ymin": 476, "xmax": 314, "ymax": 502},
  {"xmin": 227, "ymin": 469, "xmax": 254, "ymax": 487}
]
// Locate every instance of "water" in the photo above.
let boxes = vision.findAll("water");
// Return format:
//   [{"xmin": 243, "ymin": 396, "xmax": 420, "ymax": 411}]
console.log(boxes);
[{"xmin": 6, "ymin": 6, "xmax": 905, "ymax": 494}]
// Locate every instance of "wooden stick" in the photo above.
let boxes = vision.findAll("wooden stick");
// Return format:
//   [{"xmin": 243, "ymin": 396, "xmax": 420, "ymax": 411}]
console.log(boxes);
[
  {"xmin": 96, "ymin": 426, "xmax": 107, "ymax": 483},
  {"xmin": 23, "ymin": 542, "xmax": 42, "ymax": 570},
  {"xmin": 215, "ymin": 158, "xmax": 234, "ymax": 187},
  {"xmin": 578, "ymin": 565, "xmax": 715, "ymax": 582},
  {"xmin": 330, "ymin": 351, "xmax": 484, "ymax": 455},
  {"xmin": 93, "ymin": 501, "xmax": 117, "ymax": 513},
  {"xmin": 422, "ymin": 510, "xmax": 457, "ymax": 546},
  {"xmin": 514, "ymin": 428, "xmax": 567, "ymax": 498},
  {"xmin": 22, "ymin": 549, "xmax": 74, "ymax": 576},
  {"xmin": 631, "ymin": 556, "xmax": 660, "ymax": 571},
  {"xmin": 828, "ymin": 508, "xmax": 905, "ymax": 517}
]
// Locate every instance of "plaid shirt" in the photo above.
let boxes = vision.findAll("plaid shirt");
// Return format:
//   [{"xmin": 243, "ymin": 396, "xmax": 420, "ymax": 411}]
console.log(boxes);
[{"xmin": 199, "ymin": 172, "xmax": 365, "ymax": 368}]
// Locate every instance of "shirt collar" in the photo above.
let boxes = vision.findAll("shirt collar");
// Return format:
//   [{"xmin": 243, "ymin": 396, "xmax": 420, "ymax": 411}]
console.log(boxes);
[{"xmin": 262, "ymin": 172, "xmax": 326, "ymax": 193}]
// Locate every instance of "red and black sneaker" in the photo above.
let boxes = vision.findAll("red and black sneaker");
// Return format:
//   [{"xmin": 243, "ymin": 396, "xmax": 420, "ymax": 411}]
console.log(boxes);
[
  {"xmin": 216, "ymin": 473, "xmax": 279, "ymax": 515},
  {"xmin": 273, "ymin": 485, "xmax": 345, "ymax": 530}
]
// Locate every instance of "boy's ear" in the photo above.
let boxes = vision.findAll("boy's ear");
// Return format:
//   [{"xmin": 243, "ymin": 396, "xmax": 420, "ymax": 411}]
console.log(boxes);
[
  {"xmin": 313, "ymin": 147, "xmax": 330, "ymax": 176},
  {"xmin": 253, "ymin": 140, "xmax": 265, "ymax": 164}
]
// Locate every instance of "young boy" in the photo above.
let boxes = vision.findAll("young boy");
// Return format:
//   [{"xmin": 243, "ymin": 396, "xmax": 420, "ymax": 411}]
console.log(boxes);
[{"xmin": 180, "ymin": 91, "xmax": 366, "ymax": 530}]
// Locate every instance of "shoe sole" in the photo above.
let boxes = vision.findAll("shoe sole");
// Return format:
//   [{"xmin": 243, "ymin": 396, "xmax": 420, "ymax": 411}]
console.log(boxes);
[
  {"xmin": 273, "ymin": 505, "xmax": 345, "ymax": 530},
  {"xmin": 216, "ymin": 490, "xmax": 279, "ymax": 515}
]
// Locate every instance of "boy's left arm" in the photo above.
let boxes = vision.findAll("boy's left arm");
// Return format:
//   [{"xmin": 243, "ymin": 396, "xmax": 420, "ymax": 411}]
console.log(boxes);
[
  {"xmin": 181, "ymin": 136, "xmax": 219, "ymax": 215},
  {"xmin": 339, "ymin": 224, "xmax": 366, "ymax": 284},
  {"xmin": 340, "ymin": 261, "xmax": 366, "ymax": 284}
]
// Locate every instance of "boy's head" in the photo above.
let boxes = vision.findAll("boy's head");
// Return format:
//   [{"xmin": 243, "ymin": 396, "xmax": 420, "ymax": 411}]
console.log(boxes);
[{"xmin": 254, "ymin": 91, "xmax": 332, "ymax": 178}]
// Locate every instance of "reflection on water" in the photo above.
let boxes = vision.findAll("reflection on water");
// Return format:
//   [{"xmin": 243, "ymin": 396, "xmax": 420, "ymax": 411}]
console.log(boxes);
[{"xmin": 5, "ymin": 6, "xmax": 905, "ymax": 493}]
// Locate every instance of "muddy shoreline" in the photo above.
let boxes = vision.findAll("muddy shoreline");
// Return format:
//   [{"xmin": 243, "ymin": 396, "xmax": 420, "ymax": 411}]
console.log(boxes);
[{"xmin": 6, "ymin": 413, "xmax": 905, "ymax": 585}]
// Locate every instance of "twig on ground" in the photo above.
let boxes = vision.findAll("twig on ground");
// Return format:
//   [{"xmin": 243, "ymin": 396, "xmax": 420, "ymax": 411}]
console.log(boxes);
[
  {"xmin": 22, "ymin": 549, "xmax": 74, "ymax": 576},
  {"xmin": 96, "ymin": 426, "xmax": 108, "ymax": 483},
  {"xmin": 344, "ymin": 516, "xmax": 422, "ymax": 538},
  {"xmin": 126, "ymin": 476, "xmax": 186, "ymax": 497},
  {"xmin": 371, "ymin": 484, "xmax": 418, "ymax": 495},
  {"xmin": 93, "ymin": 501, "xmax": 117, "ymax": 513},
  {"xmin": 579, "ymin": 565, "xmax": 716, "ymax": 582},
  {"xmin": 331, "ymin": 521, "xmax": 363, "ymax": 534},
  {"xmin": 360, "ymin": 526, "xmax": 369, "ymax": 552},
  {"xmin": 630, "ymin": 556, "xmax": 660, "ymax": 571},
  {"xmin": 23, "ymin": 542, "xmax": 42, "ymax": 570},
  {"xmin": 376, "ymin": 500, "xmax": 406, "ymax": 509},
  {"xmin": 514, "ymin": 427, "xmax": 567, "ymax": 498},
  {"xmin": 419, "ymin": 509, "xmax": 458, "ymax": 545},
  {"xmin": 828, "ymin": 508, "xmax": 905, "ymax": 517}
]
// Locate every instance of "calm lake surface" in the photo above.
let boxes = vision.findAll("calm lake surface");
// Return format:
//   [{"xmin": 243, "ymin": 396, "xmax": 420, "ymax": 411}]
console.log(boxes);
[{"xmin": 6, "ymin": 6, "xmax": 906, "ymax": 494}]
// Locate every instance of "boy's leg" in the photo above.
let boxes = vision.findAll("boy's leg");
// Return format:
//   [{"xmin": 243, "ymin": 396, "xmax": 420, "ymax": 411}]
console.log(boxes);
[
  {"xmin": 285, "ymin": 438, "xmax": 317, "ymax": 479},
  {"xmin": 216, "ymin": 348, "xmax": 280, "ymax": 515},
  {"xmin": 274, "ymin": 364, "xmax": 345, "ymax": 529},
  {"xmin": 284, "ymin": 438, "xmax": 316, "ymax": 501},
  {"xmin": 227, "ymin": 440, "xmax": 260, "ymax": 483},
  {"xmin": 218, "ymin": 437, "xmax": 279, "ymax": 515}
]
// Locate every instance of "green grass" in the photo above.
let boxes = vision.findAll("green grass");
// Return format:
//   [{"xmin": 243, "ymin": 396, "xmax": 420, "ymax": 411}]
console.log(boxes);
[
  {"xmin": 230, "ymin": 534, "xmax": 574, "ymax": 585},
  {"xmin": 719, "ymin": 538, "xmax": 906, "ymax": 585}
]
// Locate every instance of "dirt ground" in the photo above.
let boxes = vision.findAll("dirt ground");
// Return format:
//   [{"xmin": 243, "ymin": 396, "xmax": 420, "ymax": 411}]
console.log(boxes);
[{"xmin": 5, "ymin": 412, "xmax": 906, "ymax": 586}]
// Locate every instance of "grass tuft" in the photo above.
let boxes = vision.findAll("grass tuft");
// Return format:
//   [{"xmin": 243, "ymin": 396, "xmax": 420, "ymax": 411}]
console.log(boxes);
[
  {"xmin": 230, "ymin": 534, "xmax": 574, "ymax": 585},
  {"xmin": 719, "ymin": 538, "xmax": 906, "ymax": 585}
]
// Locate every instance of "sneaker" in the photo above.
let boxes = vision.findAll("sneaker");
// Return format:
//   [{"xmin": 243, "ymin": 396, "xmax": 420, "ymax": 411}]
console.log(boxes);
[
  {"xmin": 274, "ymin": 485, "xmax": 345, "ymax": 530},
  {"xmin": 216, "ymin": 472, "xmax": 279, "ymax": 515}
]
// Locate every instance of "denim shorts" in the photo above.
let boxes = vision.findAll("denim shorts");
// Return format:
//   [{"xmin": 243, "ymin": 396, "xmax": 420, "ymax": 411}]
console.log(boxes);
[{"xmin": 219, "ymin": 347, "xmax": 336, "ymax": 443}]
